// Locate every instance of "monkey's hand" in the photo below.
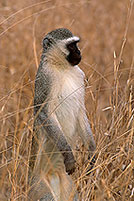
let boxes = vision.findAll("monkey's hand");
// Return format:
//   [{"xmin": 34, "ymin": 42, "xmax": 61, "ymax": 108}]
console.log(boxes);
[{"xmin": 63, "ymin": 151, "xmax": 76, "ymax": 175}]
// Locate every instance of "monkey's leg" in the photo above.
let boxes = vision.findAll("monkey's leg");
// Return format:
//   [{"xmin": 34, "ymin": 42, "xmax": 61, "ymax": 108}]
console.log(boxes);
[
  {"xmin": 29, "ymin": 139, "xmax": 79, "ymax": 201},
  {"xmin": 40, "ymin": 142, "xmax": 79, "ymax": 201},
  {"xmin": 29, "ymin": 172, "xmax": 78, "ymax": 201},
  {"xmin": 60, "ymin": 173, "xmax": 79, "ymax": 201},
  {"xmin": 40, "ymin": 170, "xmax": 79, "ymax": 201}
]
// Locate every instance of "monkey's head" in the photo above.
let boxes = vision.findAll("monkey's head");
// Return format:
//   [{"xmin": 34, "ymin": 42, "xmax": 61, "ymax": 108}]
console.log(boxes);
[{"xmin": 42, "ymin": 28, "xmax": 81, "ymax": 66}]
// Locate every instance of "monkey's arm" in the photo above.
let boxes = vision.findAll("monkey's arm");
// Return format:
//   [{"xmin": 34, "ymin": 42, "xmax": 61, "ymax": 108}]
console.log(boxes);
[
  {"xmin": 77, "ymin": 107, "xmax": 96, "ymax": 153},
  {"xmin": 77, "ymin": 108, "xmax": 96, "ymax": 172}
]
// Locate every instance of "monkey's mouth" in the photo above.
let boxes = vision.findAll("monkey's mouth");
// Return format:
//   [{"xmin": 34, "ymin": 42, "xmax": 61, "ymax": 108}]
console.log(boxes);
[{"xmin": 66, "ymin": 51, "xmax": 81, "ymax": 66}]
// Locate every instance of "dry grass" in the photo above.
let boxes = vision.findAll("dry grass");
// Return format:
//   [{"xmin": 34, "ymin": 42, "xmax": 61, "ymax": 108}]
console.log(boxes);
[{"xmin": 0, "ymin": 0, "xmax": 134, "ymax": 200}]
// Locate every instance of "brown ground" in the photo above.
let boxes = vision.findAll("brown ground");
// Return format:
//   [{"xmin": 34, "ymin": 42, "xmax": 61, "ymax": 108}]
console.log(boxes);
[{"xmin": 0, "ymin": 0, "xmax": 134, "ymax": 200}]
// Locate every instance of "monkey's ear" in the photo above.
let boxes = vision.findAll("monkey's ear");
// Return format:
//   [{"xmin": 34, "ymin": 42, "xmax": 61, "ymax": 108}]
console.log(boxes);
[{"xmin": 42, "ymin": 37, "xmax": 55, "ymax": 50}]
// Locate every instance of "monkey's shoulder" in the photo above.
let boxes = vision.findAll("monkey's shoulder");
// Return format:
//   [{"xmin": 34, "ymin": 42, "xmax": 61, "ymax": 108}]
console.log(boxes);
[{"xmin": 34, "ymin": 65, "xmax": 52, "ymax": 105}]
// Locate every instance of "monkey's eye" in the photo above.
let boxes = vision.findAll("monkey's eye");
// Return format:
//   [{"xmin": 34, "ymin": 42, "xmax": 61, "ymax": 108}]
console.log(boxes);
[{"xmin": 66, "ymin": 42, "xmax": 78, "ymax": 52}]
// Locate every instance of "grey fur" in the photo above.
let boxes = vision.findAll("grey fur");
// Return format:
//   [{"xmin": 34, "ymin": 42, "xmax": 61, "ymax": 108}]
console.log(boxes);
[
  {"xmin": 28, "ymin": 28, "xmax": 96, "ymax": 201},
  {"xmin": 42, "ymin": 28, "xmax": 73, "ymax": 53}
]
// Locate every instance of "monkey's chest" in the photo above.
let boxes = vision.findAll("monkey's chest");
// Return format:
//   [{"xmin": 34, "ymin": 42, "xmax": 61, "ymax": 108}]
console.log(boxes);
[{"xmin": 54, "ymin": 75, "xmax": 84, "ymax": 140}]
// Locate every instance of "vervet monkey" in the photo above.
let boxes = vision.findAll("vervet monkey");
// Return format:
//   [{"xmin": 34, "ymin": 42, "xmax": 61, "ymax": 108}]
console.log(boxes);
[{"xmin": 28, "ymin": 28, "xmax": 96, "ymax": 201}]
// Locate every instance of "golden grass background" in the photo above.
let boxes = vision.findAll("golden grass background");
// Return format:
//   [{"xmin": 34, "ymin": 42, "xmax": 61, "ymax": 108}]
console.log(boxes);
[{"xmin": 0, "ymin": 0, "xmax": 134, "ymax": 200}]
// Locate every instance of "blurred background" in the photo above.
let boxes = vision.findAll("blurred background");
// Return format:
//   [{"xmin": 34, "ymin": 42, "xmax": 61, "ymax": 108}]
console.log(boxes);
[{"xmin": 0, "ymin": 0, "xmax": 134, "ymax": 200}]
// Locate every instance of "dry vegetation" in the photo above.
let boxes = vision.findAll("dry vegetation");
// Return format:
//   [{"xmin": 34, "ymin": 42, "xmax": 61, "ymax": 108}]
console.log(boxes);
[{"xmin": 0, "ymin": 0, "xmax": 134, "ymax": 200}]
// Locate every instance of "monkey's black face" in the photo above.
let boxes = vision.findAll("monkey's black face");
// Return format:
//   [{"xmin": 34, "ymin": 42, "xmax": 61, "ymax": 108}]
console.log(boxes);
[{"xmin": 66, "ymin": 42, "xmax": 81, "ymax": 66}]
